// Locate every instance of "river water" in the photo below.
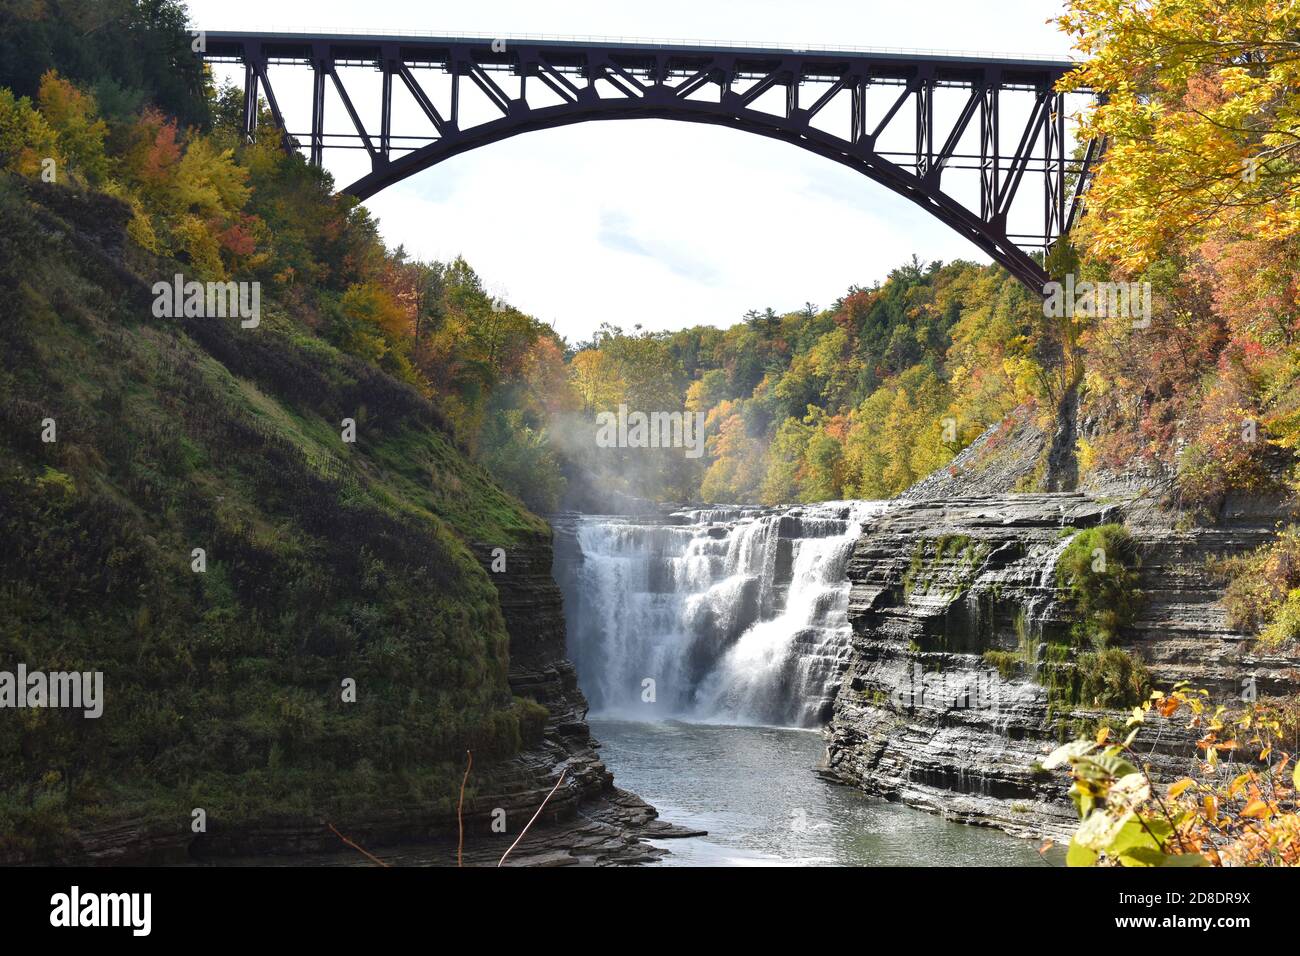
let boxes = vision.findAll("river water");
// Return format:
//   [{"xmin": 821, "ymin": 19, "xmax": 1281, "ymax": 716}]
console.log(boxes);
[{"xmin": 592, "ymin": 719, "xmax": 1048, "ymax": 866}]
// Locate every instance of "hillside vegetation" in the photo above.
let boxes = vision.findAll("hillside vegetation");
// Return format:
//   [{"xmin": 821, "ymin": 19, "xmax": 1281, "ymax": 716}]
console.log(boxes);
[
  {"xmin": 0, "ymin": 171, "xmax": 553, "ymax": 858},
  {"xmin": 0, "ymin": 1, "xmax": 557, "ymax": 854}
]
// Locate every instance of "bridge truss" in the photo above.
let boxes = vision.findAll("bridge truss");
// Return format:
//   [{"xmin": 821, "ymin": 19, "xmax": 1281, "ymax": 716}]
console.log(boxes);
[{"xmin": 200, "ymin": 31, "xmax": 1098, "ymax": 290}]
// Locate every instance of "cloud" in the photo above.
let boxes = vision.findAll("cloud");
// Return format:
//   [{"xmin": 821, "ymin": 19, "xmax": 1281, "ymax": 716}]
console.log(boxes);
[{"xmin": 597, "ymin": 210, "xmax": 719, "ymax": 283}]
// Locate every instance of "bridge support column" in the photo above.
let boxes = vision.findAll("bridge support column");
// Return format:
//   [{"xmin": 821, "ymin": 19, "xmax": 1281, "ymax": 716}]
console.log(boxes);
[
  {"xmin": 310, "ymin": 46, "xmax": 328, "ymax": 167},
  {"xmin": 241, "ymin": 61, "xmax": 259, "ymax": 141}
]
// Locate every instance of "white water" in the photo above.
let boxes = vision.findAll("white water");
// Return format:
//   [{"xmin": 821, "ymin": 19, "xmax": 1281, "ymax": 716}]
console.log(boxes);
[{"xmin": 555, "ymin": 501, "xmax": 885, "ymax": 727}]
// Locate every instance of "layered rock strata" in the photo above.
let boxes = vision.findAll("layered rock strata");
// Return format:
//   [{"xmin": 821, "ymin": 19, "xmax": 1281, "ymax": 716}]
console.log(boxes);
[{"xmin": 821, "ymin": 492, "xmax": 1298, "ymax": 839}]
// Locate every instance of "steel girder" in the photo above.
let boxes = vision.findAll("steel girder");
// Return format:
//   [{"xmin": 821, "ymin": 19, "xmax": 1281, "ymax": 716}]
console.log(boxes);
[{"xmin": 200, "ymin": 32, "xmax": 1096, "ymax": 291}]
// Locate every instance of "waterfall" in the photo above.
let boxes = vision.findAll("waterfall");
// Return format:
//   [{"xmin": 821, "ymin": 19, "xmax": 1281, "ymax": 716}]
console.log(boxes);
[{"xmin": 553, "ymin": 501, "xmax": 884, "ymax": 728}]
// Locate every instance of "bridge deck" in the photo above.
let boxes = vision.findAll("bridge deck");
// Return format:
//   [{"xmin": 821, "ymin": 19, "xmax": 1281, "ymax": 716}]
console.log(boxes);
[{"xmin": 200, "ymin": 30, "xmax": 1079, "ymax": 86}]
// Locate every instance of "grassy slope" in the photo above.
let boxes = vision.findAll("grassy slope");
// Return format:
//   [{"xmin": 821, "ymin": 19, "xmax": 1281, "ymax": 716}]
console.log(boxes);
[{"xmin": 0, "ymin": 177, "xmax": 547, "ymax": 859}]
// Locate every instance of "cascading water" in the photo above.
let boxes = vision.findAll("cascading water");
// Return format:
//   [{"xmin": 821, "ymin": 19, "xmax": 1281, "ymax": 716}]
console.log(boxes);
[{"xmin": 553, "ymin": 501, "xmax": 884, "ymax": 727}]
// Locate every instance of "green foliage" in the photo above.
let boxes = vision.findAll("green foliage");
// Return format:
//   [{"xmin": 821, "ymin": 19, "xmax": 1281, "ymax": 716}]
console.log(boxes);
[
  {"xmin": 1044, "ymin": 647, "xmax": 1152, "ymax": 712},
  {"xmin": 982, "ymin": 603, "xmax": 1149, "ymax": 718},
  {"xmin": 983, "ymin": 650, "xmax": 1022, "ymax": 680},
  {"xmin": 512, "ymin": 697, "xmax": 550, "ymax": 749},
  {"xmin": 982, "ymin": 609, "xmax": 1039, "ymax": 679},
  {"xmin": 902, "ymin": 534, "xmax": 988, "ymax": 600},
  {"xmin": 1043, "ymin": 529, "xmax": 1151, "ymax": 728},
  {"xmin": 0, "ymin": 170, "xmax": 544, "ymax": 857},
  {"xmin": 479, "ymin": 409, "xmax": 567, "ymax": 514},
  {"xmin": 1056, "ymin": 524, "xmax": 1143, "ymax": 645}
]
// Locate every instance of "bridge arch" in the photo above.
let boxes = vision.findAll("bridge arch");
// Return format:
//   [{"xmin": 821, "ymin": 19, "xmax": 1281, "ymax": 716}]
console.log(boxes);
[{"xmin": 200, "ymin": 32, "xmax": 1097, "ymax": 290}]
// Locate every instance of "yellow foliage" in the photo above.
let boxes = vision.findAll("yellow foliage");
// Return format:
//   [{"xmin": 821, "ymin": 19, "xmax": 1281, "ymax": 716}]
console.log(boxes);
[
  {"xmin": 102, "ymin": 180, "xmax": 161, "ymax": 253},
  {"xmin": 1058, "ymin": 0, "xmax": 1300, "ymax": 269},
  {"xmin": 172, "ymin": 213, "xmax": 225, "ymax": 279},
  {"xmin": 341, "ymin": 281, "xmax": 408, "ymax": 342},
  {"xmin": 0, "ymin": 87, "xmax": 62, "ymax": 177},
  {"xmin": 35, "ymin": 70, "xmax": 108, "ymax": 183},
  {"xmin": 1076, "ymin": 436, "xmax": 1097, "ymax": 477},
  {"xmin": 569, "ymin": 349, "xmax": 626, "ymax": 411}
]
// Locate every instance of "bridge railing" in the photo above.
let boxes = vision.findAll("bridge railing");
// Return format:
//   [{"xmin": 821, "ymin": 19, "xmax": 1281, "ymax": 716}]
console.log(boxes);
[{"xmin": 192, "ymin": 24, "xmax": 1079, "ymax": 66}]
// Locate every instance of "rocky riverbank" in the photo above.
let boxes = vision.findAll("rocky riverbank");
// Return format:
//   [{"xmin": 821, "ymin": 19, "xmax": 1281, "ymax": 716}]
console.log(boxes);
[{"xmin": 820, "ymin": 416, "xmax": 1300, "ymax": 840}]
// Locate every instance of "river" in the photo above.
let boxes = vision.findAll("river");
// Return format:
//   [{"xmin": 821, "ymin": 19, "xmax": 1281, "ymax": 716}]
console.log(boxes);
[{"xmin": 592, "ymin": 719, "xmax": 1048, "ymax": 866}]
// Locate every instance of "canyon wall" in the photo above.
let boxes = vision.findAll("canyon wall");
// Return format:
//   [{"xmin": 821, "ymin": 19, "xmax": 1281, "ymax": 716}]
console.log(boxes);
[
  {"xmin": 822, "ymin": 421, "xmax": 1299, "ymax": 838},
  {"xmin": 0, "ymin": 180, "xmax": 682, "ymax": 866}
]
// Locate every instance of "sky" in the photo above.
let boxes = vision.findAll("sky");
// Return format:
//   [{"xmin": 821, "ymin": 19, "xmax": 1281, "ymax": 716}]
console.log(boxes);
[{"xmin": 185, "ymin": 0, "xmax": 1075, "ymax": 342}]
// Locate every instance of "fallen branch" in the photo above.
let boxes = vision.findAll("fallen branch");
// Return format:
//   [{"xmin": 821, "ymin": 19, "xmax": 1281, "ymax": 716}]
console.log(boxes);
[
  {"xmin": 497, "ymin": 769, "xmax": 568, "ymax": 868},
  {"xmin": 457, "ymin": 749, "xmax": 473, "ymax": 867},
  {"xmin": 326, "ymin": 822, "xmax": 391, "ymax": 868}
]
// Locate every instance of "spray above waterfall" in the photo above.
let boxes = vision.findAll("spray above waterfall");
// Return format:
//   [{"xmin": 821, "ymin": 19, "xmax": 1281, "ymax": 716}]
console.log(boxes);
[{"xmin": 553, "ymin": 502, "xmax": 884, "ymax": 728}]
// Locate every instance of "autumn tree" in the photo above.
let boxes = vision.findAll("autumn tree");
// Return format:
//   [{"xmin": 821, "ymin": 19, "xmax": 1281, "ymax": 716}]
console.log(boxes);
[
  {"xmin": 0, "ymin": 87, "xmax": 61, "ymax": 177},
  {"xmin": 1058, "ymin": 0, "xmax": 1300, "ymax": 271}
]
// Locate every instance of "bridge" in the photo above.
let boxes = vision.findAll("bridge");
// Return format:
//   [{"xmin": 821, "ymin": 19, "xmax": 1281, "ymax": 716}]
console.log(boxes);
[{"xmin": 198, "ymin": 31, "xmax": 1097, "ymax": 290}]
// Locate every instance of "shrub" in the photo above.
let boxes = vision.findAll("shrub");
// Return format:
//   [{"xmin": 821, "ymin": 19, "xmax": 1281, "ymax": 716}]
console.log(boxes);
[
  {"xmin": 1075, "ymin": 647, "xmax": 1151, "ymax": 708},
  {"xmin": 1042, "ymin": 646, "xmax": 1151, "ymax": 713},
  {"xmin": 983, "ymin": 649, "xmax": 1021, "ymax": 680},
  {"xmin": 1044, "ymin": 685, "xmax": 1300, "ymax": 867},
  {"xmin": 513, "ymin": 698, "xmax": 551, "ymax": 748},
  {"xmin": 1055, "ymin": 523, "xmax": 1142, "ymax": 645},
  {"xmin": 1221, "ymin": 526, "xmax": 1300, "ymax": 646},
  {"xmin": 0, "ymin": 87, "xmax": 62, "ymax": 178}
]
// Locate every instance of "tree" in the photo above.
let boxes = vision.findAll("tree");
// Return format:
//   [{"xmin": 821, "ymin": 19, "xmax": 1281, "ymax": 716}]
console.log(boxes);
[
  {"xmin": 568, "ymin": 349, "xmax": 625, "ymax": 412},
  {"xmin": 0, "ymin": 0, "xmax": 209, "ymax": 129},
  {"xmin": 0, "ymin": 87, "xmax": 61, "ymax": 176},
  {"xmin": 1058, "ymin": 0, "xmax": 1300, "ymax": 272},
  {"xmin": 36, "ymin": 71, "xmax": 108, "ymax": 182},
  {"xmin": 699, "ymin": 402, "xmax": 767, "ymax": 503}
]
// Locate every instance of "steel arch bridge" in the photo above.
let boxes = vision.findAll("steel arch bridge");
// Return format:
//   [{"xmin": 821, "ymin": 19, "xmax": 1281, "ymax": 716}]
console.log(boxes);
[{"xmin": 199, "ymin": 31, "xmax": 1097, "ymax": 290}]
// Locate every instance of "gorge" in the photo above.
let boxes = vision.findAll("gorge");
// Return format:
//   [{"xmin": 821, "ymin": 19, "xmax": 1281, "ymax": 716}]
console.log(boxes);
[
  {"xmin": 551, "ymin": 501, "xmax": 1051, "ymax": 863},
  {"xmin": 2, "ymin": 171, "xmax": 1285, "ymax": 864},
  {"xmin": 5, "ymin": 0, "xmax": 1299, "ymax": 873}
]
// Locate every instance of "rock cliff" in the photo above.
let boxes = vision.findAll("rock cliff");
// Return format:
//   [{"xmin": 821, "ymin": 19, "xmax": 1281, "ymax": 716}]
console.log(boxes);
[
  {"xmin": 51, "ymin": 533, "xmax": 695, "ymax": 866},
  {"xmin": 822, "ymin": 485, "xmax": 1299, "ymax": 839}
]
